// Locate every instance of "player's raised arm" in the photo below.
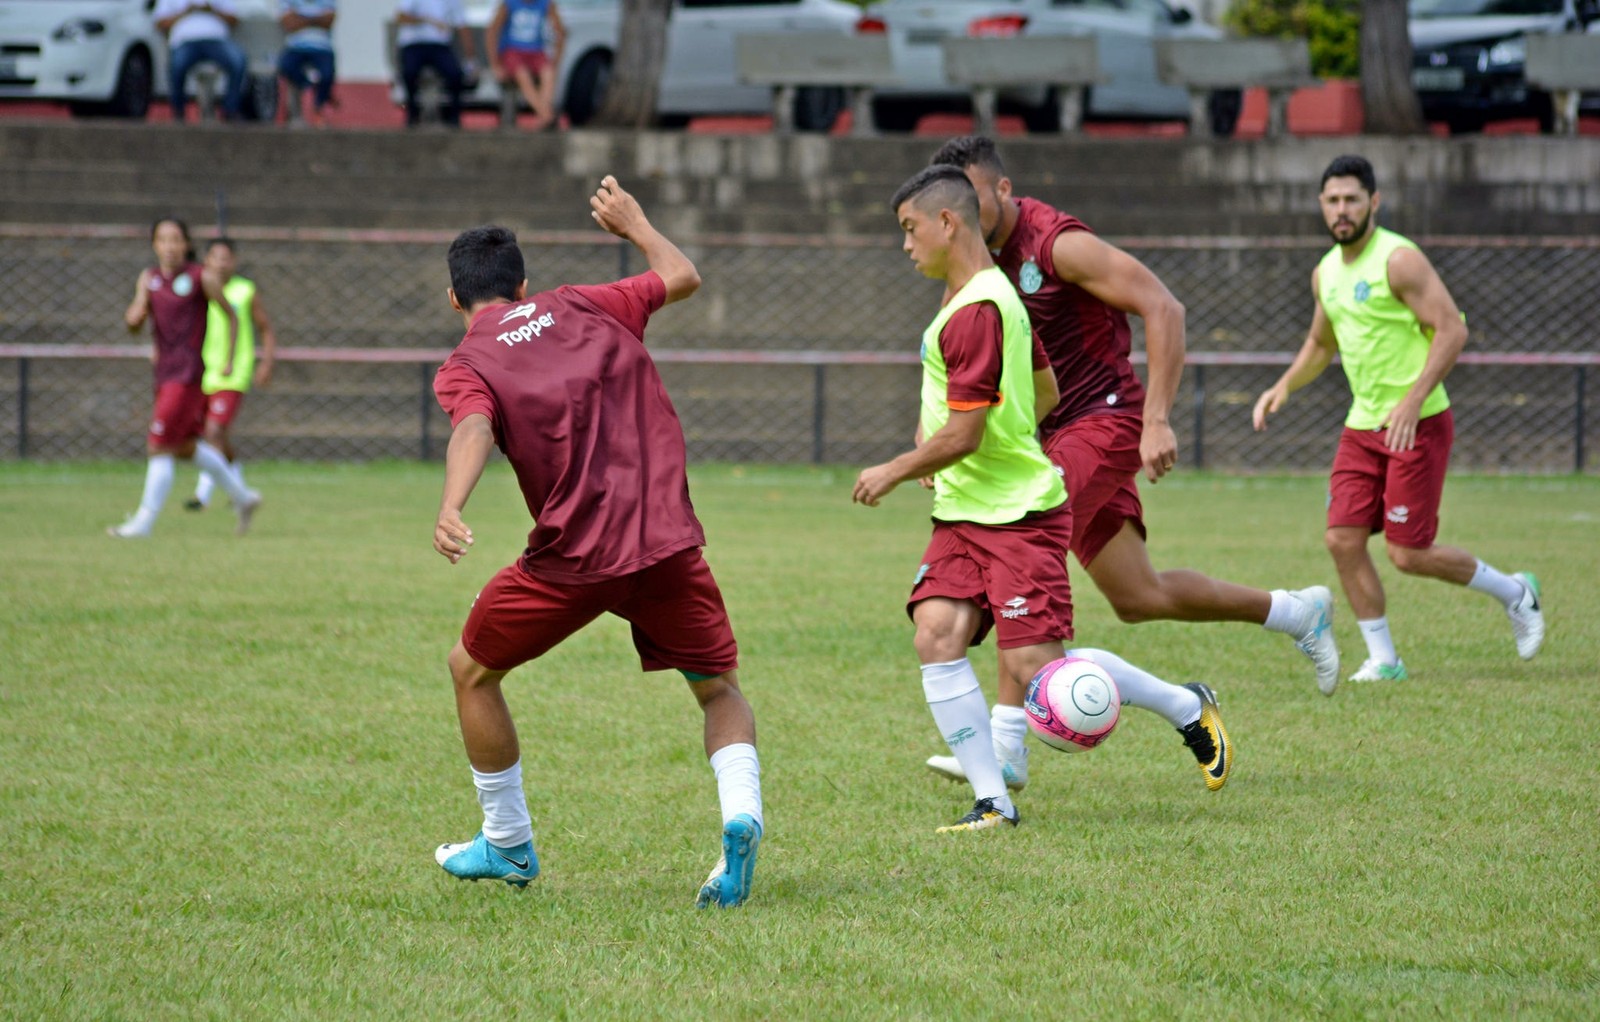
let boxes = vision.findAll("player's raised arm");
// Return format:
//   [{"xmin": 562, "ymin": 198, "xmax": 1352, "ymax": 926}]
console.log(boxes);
[
  {"xmin": 435, "ymin": 412, "xmax": 494, "ymax": 563},
  {"xmin": 1051, "ymin": 231, "xmax": 1185, "ymax": 482},
  {"xmin": 589, "ymin": 175, "xmax": 701, "ymax": 304},
  {"xmin": 1253, "ymin": 267, "xmax": 1338, "ymax": 431},
  {"xmin": 125, "ymin": 269, "xmax": 151, "ymax": 332}
]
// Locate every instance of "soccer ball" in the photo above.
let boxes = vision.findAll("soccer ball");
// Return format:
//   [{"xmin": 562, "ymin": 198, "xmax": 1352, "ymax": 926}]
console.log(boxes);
[{"xmin": 1024, "ymin": 656, "xmax": 1120, "ymax": 753}]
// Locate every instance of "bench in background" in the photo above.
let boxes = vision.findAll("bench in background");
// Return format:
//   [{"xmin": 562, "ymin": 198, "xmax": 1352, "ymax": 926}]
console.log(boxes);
[{"xmin": 1155, "ymin": 38, "xmax": 1315, "ymax": 138}]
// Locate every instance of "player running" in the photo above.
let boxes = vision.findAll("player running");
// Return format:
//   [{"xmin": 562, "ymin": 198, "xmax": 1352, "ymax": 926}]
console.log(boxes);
[
  {"xmin": 111, "ymin": 217, "xmax": 260, "ymax": 538},
  {"xmin": 428, "ymin": 177, "xmax": 763, "ymax": 907},
  {"xmin": 853, "ymin": 166, "xmax": 1231, "ymax": 833},
  {"xmin": 918, "ymin": 136, "xmax": 1332, "ymax": 794},
  {"xmin": 1252, "ymin": 154, "xmax": 1544, "ymax": 681},
  {"xmin": 186, "ymin": 237, "xmax": 276, "ymax": 513}
]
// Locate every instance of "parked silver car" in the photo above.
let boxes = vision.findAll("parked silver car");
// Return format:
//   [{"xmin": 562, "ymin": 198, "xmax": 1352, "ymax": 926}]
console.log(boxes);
[
  {"xmin": 426, "ymin": 0, "xmax": 863, "ymax": 129},
  {"xmin": 860, "ymin": 0, "xmax": 1238, "ymax": 132}
]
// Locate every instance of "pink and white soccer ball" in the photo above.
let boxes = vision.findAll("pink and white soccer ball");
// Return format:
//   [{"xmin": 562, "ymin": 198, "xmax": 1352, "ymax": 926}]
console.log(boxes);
[{"xmin": 1024, "ymin": 656, "xmax": 1121, "ymax": 753}]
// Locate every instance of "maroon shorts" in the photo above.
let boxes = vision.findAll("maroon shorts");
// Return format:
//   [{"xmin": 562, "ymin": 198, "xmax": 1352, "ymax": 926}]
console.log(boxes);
[
  {"xmin": 461, "ymin": 546, "xmax": 740, "ymax": 675},
  {"xmin": 1042, "ymin": 412, "xmax": 1146, "ymax": 567},
  {"xmin": 148, "ymin": 381, "xmax": 206, "ymax": 448},
  {"xmin": 906, "ymin": 507, "xmax": 1075, "ymax": 649},
  {"xmin": 1328, "ymin": 409, "xmax": 1454, "ymax": 549},
  {"xmin": 498, "ymin": 49, "xmax": 550, "ymax": 78},
  {"xmin": 204, "ymin": 390, "xmax": 245, "ymax": 427}
]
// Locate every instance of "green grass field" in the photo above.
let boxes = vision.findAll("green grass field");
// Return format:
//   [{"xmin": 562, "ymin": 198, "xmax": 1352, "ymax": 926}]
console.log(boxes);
[{"xmin": 2, "ymin": 462, "xmax": 1597, "ymax": 1020}]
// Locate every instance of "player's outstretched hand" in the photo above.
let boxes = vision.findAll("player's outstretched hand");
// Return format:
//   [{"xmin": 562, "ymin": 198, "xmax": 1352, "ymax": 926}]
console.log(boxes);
[
  {"xmin": 590, "ymin": 175, "xmax": 648, "ymax": 239},
  {"xmin": 434, "ymin": 508, "xmax": 474, "ymax": 563},
  {"xmin": 1140, "ymin": 419, "xmax": 1178, "ymax": 483},
  {"xmin": 1252, "ymin": 384, "xmax": 1287, "ymax": 431}
]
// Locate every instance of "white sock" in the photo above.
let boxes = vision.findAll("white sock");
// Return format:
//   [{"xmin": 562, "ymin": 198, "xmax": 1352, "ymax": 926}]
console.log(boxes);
[
  {"xmin": 1262, "ymin": 589, "xmax": 1306, "ymax": 635},
  {"xmin": 922, "ymin": 659, "xmax": 1010, "ymax": 809},
  {"xmin": 192, "ymin": 441, "xmax": 252, "ymax": 505},
  {"xmin": 128, "ymin": 454, "xmax": 176, "ymax": 530},
  {"xmin": 471, "ymin": 760, "xmax": 534, "ymax": 847},
  {"xmin": 1357, "ymin": 617, "xmax": 1399, "ymax": 665},
  {"xmin": 194, "ymin": 469, "xmax": 216, "ymax": 506},
  {"xmin": 991, "ymin": 703, "xmax": 1029, "ymax": 761},
  {"xmin": 1068, "ymin": 647, "xmax": 1201, "ymax": 728},
  {"xmin": 709, "ymin": 742, "xmax": 763, "ymax": 832},
  {"xmin": 1467, "ymin": 559, "xmax": 1525, "ymax": 608}
]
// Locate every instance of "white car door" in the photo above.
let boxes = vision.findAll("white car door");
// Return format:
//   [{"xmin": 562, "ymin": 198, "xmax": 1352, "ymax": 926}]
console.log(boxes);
[{"xmin": 1032, "ymin": 0, "xmax": 1157, "ymax": 115}]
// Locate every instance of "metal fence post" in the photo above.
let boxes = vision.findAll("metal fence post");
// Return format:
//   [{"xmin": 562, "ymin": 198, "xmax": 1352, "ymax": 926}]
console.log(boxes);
[
  {"xmin": 420, "ymin": 361, "xmax": 432, "ymax": 460},
  {"xmin": 1577, "ymin": 365, "xmax": 1587, "ymax": 474},
  {"xmin": 17, "ymin": 356, "xmax": 28, "ymax": 459},
  {"xmin": 1191, "ymin": 362, "xmax": 1206, "ymax": 470},
  {"xmin": 812, "ymin": 364, "xmax": 826, "ymax": 464}
]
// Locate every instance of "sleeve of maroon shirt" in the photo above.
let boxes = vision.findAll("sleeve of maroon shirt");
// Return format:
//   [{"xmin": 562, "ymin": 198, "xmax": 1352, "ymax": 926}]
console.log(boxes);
[
  {"xmin": 433, "ymin": 359, "xmax": 498, "ymax": 431},
  {"xmin": 939, "ymin": 301, "xmax": 1004, "ymax": 412},
  {"xmin": 565, "ymin": 271, "xmax": 667, "ymax": 340}
]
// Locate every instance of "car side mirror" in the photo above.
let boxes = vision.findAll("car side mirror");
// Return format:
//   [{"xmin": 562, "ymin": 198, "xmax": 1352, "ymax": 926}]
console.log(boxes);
[{"xmin": 1170, "ymin": 6, "xmax": 1194, "ymax": 24}]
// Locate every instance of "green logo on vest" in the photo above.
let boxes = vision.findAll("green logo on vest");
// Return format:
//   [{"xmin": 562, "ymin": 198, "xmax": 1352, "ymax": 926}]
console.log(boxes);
[
  {"xmin": 1019, "ymin": 259, "xmax": 1043, "ymax": 295},
  {"xmin": 1354, "ymin": 280, "xmax": 1371, "ymax": 303}
]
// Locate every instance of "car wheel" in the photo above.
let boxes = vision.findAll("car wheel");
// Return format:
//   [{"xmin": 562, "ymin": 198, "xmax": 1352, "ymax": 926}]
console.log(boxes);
[
  {"xmin": 793, "ymin": 86, "xmax": 845, "ymax": 132},
  {"xmin": 1209, "ymin": 89, "xmax": 1242, "ymax": 137},
  {"xmin": 73, "ymin": 46, "xmax": 152, "ymax": 119},
  {"xmin": 564, "ymin": 50, "xmax": 612, "ymax": 126}
]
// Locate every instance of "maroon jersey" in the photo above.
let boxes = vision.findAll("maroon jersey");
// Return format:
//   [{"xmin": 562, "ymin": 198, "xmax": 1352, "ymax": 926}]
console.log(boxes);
[
  {"xmin": 994, "ymin": 198, "xmax": 1145, "ymax": 435},
  {"xmin": 433, "ymin": 271, "xmax": 706, "ymax": 584},
  {"xmin": 144, "ymin": 262, "xmax": 208, "ymax": 386}
]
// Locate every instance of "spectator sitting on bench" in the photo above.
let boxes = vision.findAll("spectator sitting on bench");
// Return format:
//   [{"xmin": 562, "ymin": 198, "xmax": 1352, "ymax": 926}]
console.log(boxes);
[
  {"xmin": 278, "ymin": 0, "xmax": 338, "ymax": 127},
  {"xmin": 487, "ymin": 0, "xmax": 565, "ymax": 131},
  {"xmin": 155, "ymin": 0, "xmax": 249, "ymax": 123},
  {"xmin": 395, "ymin": 0, "xmax": 478, "ymax": 128}
]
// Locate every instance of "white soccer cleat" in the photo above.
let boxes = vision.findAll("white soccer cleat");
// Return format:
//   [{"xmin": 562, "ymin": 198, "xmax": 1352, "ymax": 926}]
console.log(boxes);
[
  {"xmin": 1348, "ymin": 658, "xmax": 1408, "ymax": 683},
  {"xmin": 1507, "ymin": 572, "xmax": 1544, "ymax": 660},
  {"xmin": 106, "ymin": 519, "xmax": 150, "ymax": 539},
  {"xmin": 1290, "ymin": 585, "xmax": 1340, "ymax": 696},
  {"xmin": 925, "ymin": 742, "xmax": 1028, "ymax": 792},
  {"xmin": 234, "ymin": 490, "xmax": 262, "ymax": 537}
]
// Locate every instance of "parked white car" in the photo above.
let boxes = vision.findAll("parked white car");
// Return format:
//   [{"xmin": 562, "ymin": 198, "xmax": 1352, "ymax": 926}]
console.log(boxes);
[
  {"xmin": 0, "ymin": 0, "xmax": 167, "ymax": 116},
  {"xmin": 860, "ymin": 0, "xmax": 1238, "ymax": 131}
]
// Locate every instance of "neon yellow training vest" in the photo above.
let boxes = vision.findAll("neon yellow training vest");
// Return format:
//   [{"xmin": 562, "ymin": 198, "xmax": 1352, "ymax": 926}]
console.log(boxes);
[
  {"xmin": 202, "ymin": 276, "xmax": 257, "ymax": 395},
  {"xmin": 920, "ymin": 266, "xmax": 1066, "ymax": 525},
  {"xmin": 1317, "ymin": 228, "xmax": 1450, "ymax": 430}
]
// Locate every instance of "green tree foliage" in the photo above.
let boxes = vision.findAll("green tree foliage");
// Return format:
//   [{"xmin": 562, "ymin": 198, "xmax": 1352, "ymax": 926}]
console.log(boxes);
[{"xmin": 1223, "ymin": 0, "xmax": 1361, "ymax": 78}]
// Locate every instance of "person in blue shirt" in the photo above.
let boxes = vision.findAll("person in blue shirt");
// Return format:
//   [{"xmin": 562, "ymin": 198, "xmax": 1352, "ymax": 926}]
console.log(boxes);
[
  {"xmin": 486, "ymin": 0, "xmax": 565, "ymax": 130},
  {"xmin": 277, "ymin": 0, "xmax": 337, "ymax": 126}
]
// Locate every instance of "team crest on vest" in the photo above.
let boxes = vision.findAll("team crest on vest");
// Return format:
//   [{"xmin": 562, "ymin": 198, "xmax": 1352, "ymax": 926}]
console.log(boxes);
[
  {"xmin": 172, "ymin": 272, "xmax": 194, "ymax": 297},
  {"xmin": 1018, "ymin": 259, "xmax": 1044, "ymax": 295},
  {"xmin": 1353, "ymin": 280, "xmax": 1371, "ymax": 304}
]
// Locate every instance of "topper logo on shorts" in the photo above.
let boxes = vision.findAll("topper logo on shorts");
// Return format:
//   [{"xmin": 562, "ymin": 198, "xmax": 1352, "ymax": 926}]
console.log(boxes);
[{"xmin": 1000, "ymin": 596, "xmax": 1030, "ymax": 620}]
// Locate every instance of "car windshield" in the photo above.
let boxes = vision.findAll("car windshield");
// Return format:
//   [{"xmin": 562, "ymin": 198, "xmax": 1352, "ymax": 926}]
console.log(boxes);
[{"xmin": 1409, "ymin": 0, "xmax": 1562, "ymax": 17}]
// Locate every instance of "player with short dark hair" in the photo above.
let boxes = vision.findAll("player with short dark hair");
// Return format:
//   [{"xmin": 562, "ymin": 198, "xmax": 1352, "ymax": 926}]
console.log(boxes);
[
  {"xmin": 186, "ymin": 237, "xmax": 276, "ymax": 513},
  {"xmin": 853, "ymin": 166, "xmax": 1231, "ymax": 832},
  {"xmin": 428, "ymin": 178, "xmax": 763, "ymax": 908},
  {"xmin": 1253, "ymin": 154, "xmax": 1544, "ymax": 681},
  {"xmin": 112, "ymin": 217, "xmax": 260, "ymax": 538},
  {"xmin": 917, "ymin": 136, "xmax": 1336, "ymax": 794}
]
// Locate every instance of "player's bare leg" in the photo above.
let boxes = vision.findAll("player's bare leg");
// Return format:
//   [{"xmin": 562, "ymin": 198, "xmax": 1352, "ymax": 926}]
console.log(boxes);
[
  {"xmin": 687, "ymin": 671, "xmax": 763, "ymax": 908},
  {"xmin": 1326, "ymin": 526, "xmax": 1406, "ymax": 683},
  {"xmin": 434, "ymin": 641, "xmax": 539, "ymax": 886},
  {"xmin": 1387, "ymin": 540, "xmax": 1545, "ymax": 661},
  {"xmin": 1085, "ymin": 521, "xmax": 1339, "ymax": 693}
]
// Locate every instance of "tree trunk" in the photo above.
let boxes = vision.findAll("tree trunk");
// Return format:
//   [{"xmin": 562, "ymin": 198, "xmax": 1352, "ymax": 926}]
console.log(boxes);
[
  {"xmin": 592, "ymin": 0, "xmax": 673, "ymax": 127},
  {"xmin": 1360, "ymin": 0, "xmax": 1426, "ymax": 134}
]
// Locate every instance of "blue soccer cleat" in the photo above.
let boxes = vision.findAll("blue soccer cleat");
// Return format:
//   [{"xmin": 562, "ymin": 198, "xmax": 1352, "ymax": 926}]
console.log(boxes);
[
  {"xmin": 434, "ymin": 831, "xmax": 539, "ymax": 888},
  {"xmin": 696, "ymin": 814, "xmax": 761, "ymax": 909}
]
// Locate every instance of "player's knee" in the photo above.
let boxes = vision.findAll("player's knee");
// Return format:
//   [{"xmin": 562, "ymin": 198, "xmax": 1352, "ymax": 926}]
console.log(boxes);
[
  {"xmin": 1324, "ymin": 528, "xmax": 1363, "ymax": 559},
  {"xmin": 448, "ymin": 642, "xmax": 499, "ymax": 690},
  {"xmin": 1386, "ymin": 542, "xmax": 1428, "ymax": 574},
  {"xmin": 1106, "ymin": 591, "xmax": 1158, "ymax": 624}
]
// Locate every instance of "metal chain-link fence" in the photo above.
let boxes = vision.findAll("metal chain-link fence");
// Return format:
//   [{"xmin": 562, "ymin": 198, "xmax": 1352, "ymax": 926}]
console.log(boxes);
[{"xmin": 0, "ymin": 226, "xmax": 1594, "ymax": 471}]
